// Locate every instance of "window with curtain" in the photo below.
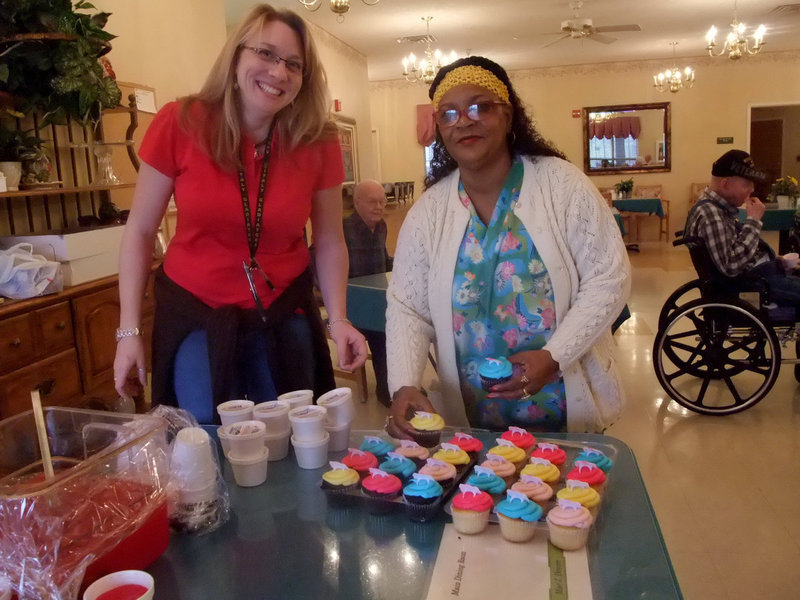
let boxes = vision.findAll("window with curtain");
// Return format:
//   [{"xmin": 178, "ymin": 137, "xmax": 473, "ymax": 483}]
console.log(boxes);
[{"xmin": 589, "ymin": 136, "xmax": 639, "ymax": 168}]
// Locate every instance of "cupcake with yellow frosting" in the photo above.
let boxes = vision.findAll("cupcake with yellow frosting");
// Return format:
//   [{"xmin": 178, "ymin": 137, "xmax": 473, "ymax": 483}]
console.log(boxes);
[
  {"xmin": 480, "ymin": 453, "xmax": 517, "ymax": 487},
  {"xmin": 510, "ymin": 474, "xmax": 553, "ymax": 510},
  {"xmin": 520, "ymin": 457, "xmax": 560, "ymax": 493},
  {"xmin": 546, "ymin": 498, "xmax": 594, "ymax": 550},
  {"xmin": 432, "ymin": 443, "xmax": 472, "ymax": 470},
  {"xmin": 556, "ymin": 479, "xmax": 601, "ymax": 518},
  {"xmin": 408, "ymin": 411, "xmax": 445, "ymax": 448},
  {"xmin": 321, "ymin": 461, "xmax": 360, "ymax": 505},
  {"xmin": 487, "ymin": 438, "xmax": 527, "ymax": 472}
]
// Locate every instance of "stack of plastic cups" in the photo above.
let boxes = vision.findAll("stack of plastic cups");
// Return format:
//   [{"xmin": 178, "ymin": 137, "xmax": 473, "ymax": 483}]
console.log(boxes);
[
  {"xmin": 169, "ymin": 427, "xmax": 222, "ymax": 533},
  {"xmin": 278, "ymin": 389, "xmax": 314, "ymax": 411},
  {"xmin": 253, "ymin": 400, "xmax": 291, "ymax": 461},
  {"xmin": 216, "ymin": 400, "xmax": 255, "ymax": 454},
  {"xmin": 316, "ymin": 387, "xmax": 356, "ymax": 452},
  {"xmin": 288, "ymin": 404, "xmax": 329, "ymax": 469},
  {"xmin": 221, "ymin": 420, "xmax": 269, "ymax": 487}
]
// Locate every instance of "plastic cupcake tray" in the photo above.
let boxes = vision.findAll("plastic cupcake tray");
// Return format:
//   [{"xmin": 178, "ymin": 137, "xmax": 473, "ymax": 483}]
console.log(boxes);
[
  {"xmin": 444, "ymin": 436, "xmax": 617, "ymax": 528},
  {"xmin": 320, "ymin": 433, "xmax": 477, "ymax": 522}
]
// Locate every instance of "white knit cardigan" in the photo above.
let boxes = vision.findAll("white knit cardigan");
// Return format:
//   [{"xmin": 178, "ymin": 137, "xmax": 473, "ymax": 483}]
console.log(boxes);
[{"xmin": 386, "ymin": 156, "xmax": 631, "ymax": 432}]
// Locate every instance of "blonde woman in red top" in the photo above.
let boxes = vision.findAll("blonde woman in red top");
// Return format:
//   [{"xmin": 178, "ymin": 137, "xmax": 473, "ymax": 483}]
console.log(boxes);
[{"xmin": 113, "ymin": 5, "xmax": 366, "ymax": 423}]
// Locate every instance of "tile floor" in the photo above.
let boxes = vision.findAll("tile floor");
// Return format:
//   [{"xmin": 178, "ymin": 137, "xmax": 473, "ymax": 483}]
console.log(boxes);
[{"xmin": 336, "ymin": 227, "xmax": 800, "ymax": 599}]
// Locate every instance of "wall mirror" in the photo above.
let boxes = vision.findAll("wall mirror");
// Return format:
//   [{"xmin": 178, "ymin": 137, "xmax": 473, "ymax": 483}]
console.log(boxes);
[{"xmin": 582, "ymin": 102, "xmax": 671, "ymax": 175}]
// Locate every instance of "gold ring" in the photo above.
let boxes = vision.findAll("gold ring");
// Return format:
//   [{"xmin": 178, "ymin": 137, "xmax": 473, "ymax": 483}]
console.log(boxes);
[
  {"xmin": 521, "ymin": 388, "xmax": 531, "ymax": 399},
  {"xmin": 520, "ymin": 374, "xmax": 530, "ymax": 385}
]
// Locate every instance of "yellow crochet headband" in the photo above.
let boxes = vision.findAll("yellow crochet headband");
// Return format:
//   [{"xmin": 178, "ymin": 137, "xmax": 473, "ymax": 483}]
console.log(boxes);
[{"xmin": 431, "ymin": 65, "xmax": 510, "ymax": 109}]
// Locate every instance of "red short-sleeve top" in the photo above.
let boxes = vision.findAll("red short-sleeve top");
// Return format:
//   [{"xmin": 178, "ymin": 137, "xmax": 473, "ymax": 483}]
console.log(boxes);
[{"xmin": 139, "ymin": 101, "xmax": 344, "ymax": 309}]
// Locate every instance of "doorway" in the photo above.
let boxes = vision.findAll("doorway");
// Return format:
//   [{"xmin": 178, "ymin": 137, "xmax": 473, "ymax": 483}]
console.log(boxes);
[{"xmin": 749, "ymin": 104, "xmax": 800, "ymax": 200}]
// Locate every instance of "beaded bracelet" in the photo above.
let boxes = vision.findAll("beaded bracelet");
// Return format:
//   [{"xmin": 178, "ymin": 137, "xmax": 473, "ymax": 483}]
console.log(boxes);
[{"xmin": 326, "ymin": 317, "xmax": 351, "ymax": 333}]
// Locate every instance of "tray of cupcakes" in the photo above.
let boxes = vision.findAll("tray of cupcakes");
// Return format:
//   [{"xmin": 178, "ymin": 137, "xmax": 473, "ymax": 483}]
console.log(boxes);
[
  {"xmin": 319, "ymin": 429, "xmax": 484, "ymax": 522},
  {"xmin": 443, "ymin": 428, "xmax": 616, "ymax": 549}
]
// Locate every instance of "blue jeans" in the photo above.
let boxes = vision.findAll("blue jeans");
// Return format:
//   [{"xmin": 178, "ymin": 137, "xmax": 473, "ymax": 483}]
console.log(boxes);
[{"xmin": 173, "ymin": 314, "xmax": 316, "ymax": 424}]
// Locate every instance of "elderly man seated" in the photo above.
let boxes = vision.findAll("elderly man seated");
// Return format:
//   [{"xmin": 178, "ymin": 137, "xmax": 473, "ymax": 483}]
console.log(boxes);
[{"xmin": 684, "ymin": 149, "xmax": 800, "ymax": 307}]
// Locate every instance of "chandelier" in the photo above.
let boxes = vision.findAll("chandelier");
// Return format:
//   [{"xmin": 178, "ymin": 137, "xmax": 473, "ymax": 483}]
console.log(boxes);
[
  {"xmin": 653, "ymin": 42, "xmax": 695, "ymax": 93},
  {"xmin": 296, "ymin": 0, "xmax": 380, "ymax": 23},
  {"xmin": 705, "ymin": 0, "xmax": 766, "ymax": 59},
  {"xmin": 401, "ymin": 17, "xmax": 457, "ymax": 85}
]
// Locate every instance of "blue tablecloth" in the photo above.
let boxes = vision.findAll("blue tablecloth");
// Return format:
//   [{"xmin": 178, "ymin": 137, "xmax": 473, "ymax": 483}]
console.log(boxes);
[
  {"xmin": 613, "ymin": 198, "xmax": 665, "ymax": 218},
  {"xmin": 737, "ymin": 208, "xmax": 795, "ymax": 231},
  {"xmin": 614, "ymin": 212, "xmax": 626, "ymax": 236}
]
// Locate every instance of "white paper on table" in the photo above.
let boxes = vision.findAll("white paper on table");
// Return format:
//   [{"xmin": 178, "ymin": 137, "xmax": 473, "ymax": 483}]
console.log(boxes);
[{"xmin": 425, "ymin": 523, "xmax": 592, "ymax": 600}]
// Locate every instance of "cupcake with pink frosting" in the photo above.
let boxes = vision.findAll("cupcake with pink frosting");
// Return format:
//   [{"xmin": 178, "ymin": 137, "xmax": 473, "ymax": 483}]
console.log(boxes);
[
  {"xmin": 361, "ymin": 468, "xmax": 403, "ymax": 501},
  {"xmin": 546, "ymin": 498, "xmax": 594, "ymax": 550},
  {"xmin": 419, "ymin": 458, "xmax": 457, "ymax": 488},
  {"xmin": 565, "ymin": 461, "xmax": 607, "ymax": 494},
  {"xmin": 341, "ymin": 448, "xmax": 378, "ymax": 479},
  {"xmin": 445, "ymin": 431, "xmax": 484, "ymax": 458},
  {"xmin": 510, "ymin": 473, "xmax": 554, "ymax": 510},
  {"xmin": 531, "ymin": 442, "xmax": 567, "ymax": 475},
  {"xmin": 480, "ymin": 453, "xmax": 517, "ymax": 487},
  {"xmin": 392, "ymin": 439, "xmax": 430, "ymax": 467},
  {"xmin": 500, "ymin": 426, "xmax": 536, "ymax": 456},
  {"xmin": 451, "ymin": 483, "xmax": 494, "ymax": 534}
]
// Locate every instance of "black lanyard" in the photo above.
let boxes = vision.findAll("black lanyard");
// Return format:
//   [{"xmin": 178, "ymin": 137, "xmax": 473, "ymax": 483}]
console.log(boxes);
[{"xmin": 238, "ymin": 126, "xmax": 275, "ymax": 291}]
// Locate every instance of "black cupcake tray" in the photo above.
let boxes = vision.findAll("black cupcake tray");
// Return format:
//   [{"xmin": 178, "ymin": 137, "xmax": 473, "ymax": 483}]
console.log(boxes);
[
  {"xmin": 443, "ymin": 436, "xmax": 617, "ymax": 527},
  {"xmin": 320, "ymin": 433, "xmax": 478, "ymax": 522}
]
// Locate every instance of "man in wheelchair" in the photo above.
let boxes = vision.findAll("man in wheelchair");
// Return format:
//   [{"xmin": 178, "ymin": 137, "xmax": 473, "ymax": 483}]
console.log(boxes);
[{"xmin": 684, "ymin": 149, "xmax": 800, "ymax": 310}]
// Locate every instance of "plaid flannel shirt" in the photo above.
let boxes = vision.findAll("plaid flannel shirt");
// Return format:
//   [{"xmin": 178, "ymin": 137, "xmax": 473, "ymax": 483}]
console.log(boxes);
[
  {"xmin": 684, "ymin": 189, "xmax": 770, "ymax": 277},
  {"xmin": 342, "ymin": 212, "xmax": 393, "ymax": 278}
]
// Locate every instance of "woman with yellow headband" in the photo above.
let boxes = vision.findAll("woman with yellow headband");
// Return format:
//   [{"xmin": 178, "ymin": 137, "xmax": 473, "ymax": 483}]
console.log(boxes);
[{"xmin": 385, "ymin": 56, "xmax": 630, "ymax": 436}]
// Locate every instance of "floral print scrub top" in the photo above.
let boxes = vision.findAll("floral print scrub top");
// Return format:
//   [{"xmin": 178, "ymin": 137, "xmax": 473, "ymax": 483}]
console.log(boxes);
[{"xmin": 452, "ymin": 159, "xmax": 566, "ymax": 431}]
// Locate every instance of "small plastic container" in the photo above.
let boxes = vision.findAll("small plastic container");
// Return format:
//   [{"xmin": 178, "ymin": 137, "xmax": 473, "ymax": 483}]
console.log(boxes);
[
  {"xmin": 227, "ymin": 447, "xmax": 269, "ymax": 487},
  {"xmin": 216, "ymin": 400, "xmax": 254, "ymax": 426},
  {"xmin": 263, "ymin": 429, "xmax": 291, "ymax": 461},
  {"xmin": 170, "ymin": 427, "xmax": 217, "ymax": 502},
  {"xmin": 316, "ymin": 387, "xmax": 355, "ymax": 426},
  {"xmin": 83, "ymin": 569, "xmax": 154, "ymax": 600},
  {"xmin": 220, "ymin": 420, "xmax": 267, "ymax": 458},
  {"xmin": 217, "ymin": 426, "xmax": 231, "ymax": 455},
  {"xmin": 325, "ymin": 420, "xmax": 351, "ymax": 452},
  {"xmin": 288, "ymin": 405, "xmax": 328, "ymax": 443},
  {"xmin": 291, "ymin": 432, "xmax": 330, "ymax": 469},
  {"xmin": 252, "ymin": 400, "xmax": 291, "ymax": 433},
  {"xmin": 277, "ymin": 389, "xmax": 314, "ymax": 410}
]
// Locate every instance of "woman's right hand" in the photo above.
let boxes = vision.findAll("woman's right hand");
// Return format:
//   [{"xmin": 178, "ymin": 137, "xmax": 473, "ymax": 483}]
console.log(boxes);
[
  {"xmin": 386, "ymin": 386, "xmax": 436, "ymax": 440},
  {"xmin": 113, "ymin": 337, "xmax": 147, "ymax": 401}
]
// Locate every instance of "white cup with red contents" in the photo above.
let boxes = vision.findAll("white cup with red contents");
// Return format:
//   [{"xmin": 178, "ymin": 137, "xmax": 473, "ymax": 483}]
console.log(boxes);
[{"xmin": 83, "ymin": 570, "xmax": 154, "ymax": 600}]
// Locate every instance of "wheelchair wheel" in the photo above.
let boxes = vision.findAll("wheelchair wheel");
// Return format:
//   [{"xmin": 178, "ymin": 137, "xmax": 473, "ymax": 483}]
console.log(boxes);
[
  {"xmin": 657, "ymin": 279, "xmax": 702, "ymax": 332},
  {"xmin": 654, "ymin": 298, "xmax": 780, "ymax": 415}
]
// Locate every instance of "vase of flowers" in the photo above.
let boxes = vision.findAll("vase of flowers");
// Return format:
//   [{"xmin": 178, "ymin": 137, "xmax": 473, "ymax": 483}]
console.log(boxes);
[
  {"xmin": 615, "ymin": 178, "xmax": 634, "ymax": 199},
  {"xmin": 773, "ymin": 176, "xmax": 799, "ymax": 209}
]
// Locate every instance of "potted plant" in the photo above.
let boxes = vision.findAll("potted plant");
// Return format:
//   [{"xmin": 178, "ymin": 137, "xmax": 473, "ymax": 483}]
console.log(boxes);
[
  {"xmin": 0, "ymin": 0, "xmax": 121, "ymax": 126},
  {"xmin": 772, "ymin": 176, "xmax": 799, "ymax": 209},
  {"xmin": 0, "ymin": 125, "xmax": 51, "ymax": 190},
  {"xmin": 615, "ymin": 178, "xmax": 634, "ymax": 199}
]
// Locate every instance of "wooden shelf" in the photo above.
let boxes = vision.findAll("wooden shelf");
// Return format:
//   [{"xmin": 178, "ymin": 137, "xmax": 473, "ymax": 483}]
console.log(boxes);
[{"xmin": 0, "ymin": 182, "xmax": 135, "ymax": 199}]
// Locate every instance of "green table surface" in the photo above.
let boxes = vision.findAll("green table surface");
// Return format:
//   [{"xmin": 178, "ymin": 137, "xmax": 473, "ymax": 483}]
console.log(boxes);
[
  {"xmin": 347, "ymin": 272, "xmax": 391, "ymax": 332},
  {"xmin": 148, "ymin": 429, "xmax": 682, "ymax": 600},
  {"xmin": 737, "ymin": 207, "xmax": 795, "ymax": 230},
  {"xmin": 612, "ymin": 198, "xmax": 665, "ymax": 218}
]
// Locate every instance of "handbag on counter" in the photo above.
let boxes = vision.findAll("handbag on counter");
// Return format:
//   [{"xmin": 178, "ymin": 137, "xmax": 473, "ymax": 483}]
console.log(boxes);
[{"xmin": 0, "ymin": 242, "xmax": 63, "ymax": 299}]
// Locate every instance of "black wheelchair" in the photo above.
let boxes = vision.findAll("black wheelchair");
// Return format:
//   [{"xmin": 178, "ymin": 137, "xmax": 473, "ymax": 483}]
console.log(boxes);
[{"xmin": 653, "ymin": 233, "xmax": 800, "ymax": 415}]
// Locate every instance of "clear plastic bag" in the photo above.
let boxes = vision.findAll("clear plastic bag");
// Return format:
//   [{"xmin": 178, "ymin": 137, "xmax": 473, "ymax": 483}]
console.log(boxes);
[{"xmin": 0, "ymin": 242, "xmax": 63, "ymax": 299}]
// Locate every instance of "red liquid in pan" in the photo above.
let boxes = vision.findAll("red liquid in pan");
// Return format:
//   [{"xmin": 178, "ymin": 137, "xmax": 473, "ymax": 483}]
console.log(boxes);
[{"xmin": 97, "ymin": 584, "xmax": 149, "ymax": 600}]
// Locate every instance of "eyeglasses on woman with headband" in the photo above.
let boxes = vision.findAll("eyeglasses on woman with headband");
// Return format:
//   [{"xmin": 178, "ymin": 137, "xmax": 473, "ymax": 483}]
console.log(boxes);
[{"xmin": 435, "ymin": 101, "xmax": 509, "ymax": 128}]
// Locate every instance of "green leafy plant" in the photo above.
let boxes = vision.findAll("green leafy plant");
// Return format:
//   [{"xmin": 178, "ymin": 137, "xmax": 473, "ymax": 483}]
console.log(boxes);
[
  {"xmin": 0, "ymin": 124, "xmax": 42, "ymax": 161},
  {"xmin": 773, "ymin": 175, "xmax": 799, "ymax": 197},
  {"xmin": 615, "ymin": 178, "xmax": 634, "ymax": 194},
  {"xmin": 0, "ymin": 0, "xmax": 121, "ymax": 125}
]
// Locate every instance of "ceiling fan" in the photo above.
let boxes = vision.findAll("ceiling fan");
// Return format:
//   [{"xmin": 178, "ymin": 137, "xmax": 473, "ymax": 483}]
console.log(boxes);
[{"xmin": 544, "ymin": 0, "xmax": 642, "ymax": 48}]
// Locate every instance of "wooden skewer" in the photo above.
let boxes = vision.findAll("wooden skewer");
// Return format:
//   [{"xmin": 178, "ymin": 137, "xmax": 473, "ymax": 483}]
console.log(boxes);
[{"xmin": 30, "ymin": 389, "xmax": 55, "ymax": 480}]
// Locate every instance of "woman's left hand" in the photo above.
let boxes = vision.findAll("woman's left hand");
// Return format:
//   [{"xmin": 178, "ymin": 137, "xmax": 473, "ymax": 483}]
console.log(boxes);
[
  {"xmin": 330, "ymin": 321, "xmax": 368, "ymax": 371},
  {"xmin": 488, "ymin": 349, "xmax": 560, "ymax": 399}
]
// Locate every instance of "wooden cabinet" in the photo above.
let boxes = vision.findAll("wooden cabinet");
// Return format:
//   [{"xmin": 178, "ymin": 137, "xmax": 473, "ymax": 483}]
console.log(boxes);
[{"xmin": 0, "ymin": 270, "xmax": 155, "ymax": 419}]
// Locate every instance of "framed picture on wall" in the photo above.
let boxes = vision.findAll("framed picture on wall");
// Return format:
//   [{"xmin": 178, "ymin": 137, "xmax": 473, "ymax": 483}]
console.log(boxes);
[{"xmin": 333, "ymin": 114, "xmax": 358, "ymax": 185}]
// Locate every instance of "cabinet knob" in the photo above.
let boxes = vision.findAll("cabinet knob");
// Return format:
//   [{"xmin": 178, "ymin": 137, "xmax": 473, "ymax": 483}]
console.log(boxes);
[
  {"xmin": 10, "ymin": 338, "xmax": 21, "ymax": 348},
  {"xmin": 56, "ymin": 321, "xmax": 67, "ymax": 330}
]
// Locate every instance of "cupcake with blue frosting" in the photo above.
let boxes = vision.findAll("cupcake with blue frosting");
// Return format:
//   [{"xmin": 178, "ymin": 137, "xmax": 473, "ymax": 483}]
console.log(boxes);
[
  {"xmin": 495, "ymin": 489, "xmax": 543, "ymax": 542},
  {"xmin": 359, "ymin": 435, "xmax": 395, "ymax": 459},
  {"xmin": 574, "ymin": 447, "xmax": 614, "ymax": 473},
  {"xmin": 379, "ymin": 451, "xmax": 418, "ymax": 480},
  {"xmin": 403, "ymin": 473, "xmax": 444, "ymax": 521},
  {"xmin": 466, "ymin": 465, "xmax": 507, "ymax": 495},
  {"xmin": 478, "ymin": 357, "xmax": 514, "ymax": 390}
]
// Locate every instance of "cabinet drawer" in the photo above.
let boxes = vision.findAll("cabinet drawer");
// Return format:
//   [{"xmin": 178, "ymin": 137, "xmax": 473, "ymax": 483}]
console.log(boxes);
[
  {"xmin": 0, "ymin": 348, "xmax": 83, "ymax": 419},
  {"xmin": 0, "ymin": 313, "xmax": 37, "ymax": 373},
  {"xmin": 36, "ymin": 302, "xmax": 74, "ymax": 354}
]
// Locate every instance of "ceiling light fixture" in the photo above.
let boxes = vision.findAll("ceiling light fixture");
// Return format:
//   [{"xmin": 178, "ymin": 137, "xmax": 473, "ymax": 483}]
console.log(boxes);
[
  {"xmin": 705, "ymin": 0, "xmax": 766, "ymax": 59},
  {"xmin": 401, "ymin": 17, "xmax": 457, "ymax": 85},
  {"xmin": 653, "ymin": 42, "xmax": 695, "ymax": 93},
  {"xmin": 296, "ymin": 0, "xmax": 380, "ymax": 24}
]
